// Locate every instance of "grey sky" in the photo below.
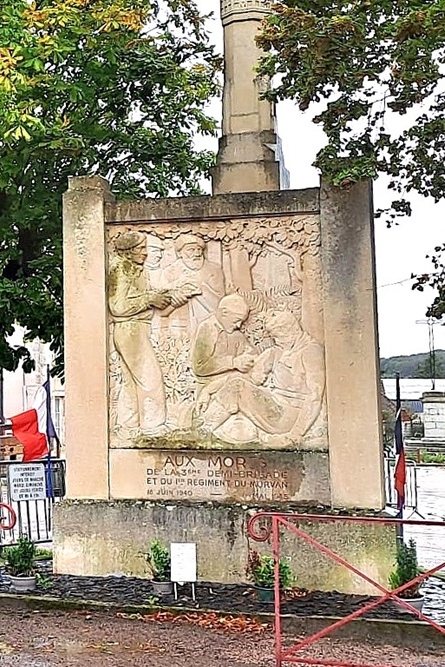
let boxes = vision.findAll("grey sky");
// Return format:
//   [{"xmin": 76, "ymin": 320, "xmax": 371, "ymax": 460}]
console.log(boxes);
[{"xmin": 195, "ymin": 1, "xmax": 445, "ymax": 359}]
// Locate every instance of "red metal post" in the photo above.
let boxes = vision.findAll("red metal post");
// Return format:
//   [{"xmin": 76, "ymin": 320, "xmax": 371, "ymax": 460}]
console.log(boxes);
[
  {"xmin": 247, "ymin": 512, "xmax": 445, "ymax": 667},
  {"xmin": 273, "ymin": 515, "xmax": 282, "ymax": 667}
]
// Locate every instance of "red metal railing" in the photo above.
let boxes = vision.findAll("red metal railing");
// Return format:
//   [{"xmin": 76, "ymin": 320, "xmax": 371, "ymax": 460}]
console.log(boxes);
[
  {"xmin": 0, "ymin": 502, "xmax": 16, "ymax": 532},
  {"xmin": 247, "ymin": 513, "xmax": 445, "ymax": 667}
]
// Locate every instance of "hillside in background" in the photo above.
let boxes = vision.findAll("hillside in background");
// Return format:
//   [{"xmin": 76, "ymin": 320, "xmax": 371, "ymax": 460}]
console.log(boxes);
[{"xmin": 380, "ymin": 350, "xmax": 445, "ymax": 378}]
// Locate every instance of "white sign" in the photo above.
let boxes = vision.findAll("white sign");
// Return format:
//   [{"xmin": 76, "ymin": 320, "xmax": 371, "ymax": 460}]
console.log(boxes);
[
  {"xmin": 8, "ymin": 464, "xmax": 47, "ymax": 501},
  {"xmin": 170, "ymin": 543, "xmax": 197, "ymax": 583}
]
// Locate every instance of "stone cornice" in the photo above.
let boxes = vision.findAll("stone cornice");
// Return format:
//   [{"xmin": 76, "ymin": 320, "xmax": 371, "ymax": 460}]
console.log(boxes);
[{"xmin": 220, "ymin": 0, "xmax": 272, "ymax": 25}]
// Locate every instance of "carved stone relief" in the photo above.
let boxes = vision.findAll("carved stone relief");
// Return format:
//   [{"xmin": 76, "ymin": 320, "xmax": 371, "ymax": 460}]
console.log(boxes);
[{"xmin": 107, "ymin": 215, "xmax": 327, "ymax": 451}]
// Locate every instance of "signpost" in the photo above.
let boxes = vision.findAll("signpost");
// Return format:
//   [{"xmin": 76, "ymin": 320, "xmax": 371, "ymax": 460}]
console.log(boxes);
[
  {"xmin": 8, "ymin": 463, "xmax": 47, "ymax": 502},
  {"xmin": 170, "ymin": 542, "xmax": 197, "ymax": 601}
]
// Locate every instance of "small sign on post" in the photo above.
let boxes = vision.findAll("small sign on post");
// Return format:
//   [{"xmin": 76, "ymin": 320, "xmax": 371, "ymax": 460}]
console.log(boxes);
[
  {"xmin": 170, "ymin": 542, "xmax": 197, "ymax": 601},
  {"xmin": 8, "ymin": 463, "xmax": 47, "ymax": 502}
]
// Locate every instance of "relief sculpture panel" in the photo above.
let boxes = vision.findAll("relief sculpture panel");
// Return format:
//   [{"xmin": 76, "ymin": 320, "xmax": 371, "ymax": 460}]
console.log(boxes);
[{"xmin": 107, "ymin": 215, "xmax": 328, "ymax": 451}]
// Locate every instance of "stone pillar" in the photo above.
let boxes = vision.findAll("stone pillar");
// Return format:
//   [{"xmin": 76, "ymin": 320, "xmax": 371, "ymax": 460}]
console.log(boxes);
[
  {"xmin": 212, "ymin": 0, "xmax": 280, "ymax": 194},
  {"xmin": 320, "ymin": 180, "xmax": 385, "ymax": 509},
  {"xmin": 63, "ymin": 176, "xmax": 113, "ymax": 499},
  {"xmin": 422, "ymin": 392, "xmax": 445, "ymax": 440}
]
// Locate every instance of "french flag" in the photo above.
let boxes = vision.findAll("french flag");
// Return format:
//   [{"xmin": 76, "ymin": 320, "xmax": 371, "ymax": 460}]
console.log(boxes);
[
  {"xmin": 394, "ymin": 373, "xmax": 406, "ymax": 513},
  {"xmin": 8, "ymin": 380, "xmax": 56, "ymax": 463}
]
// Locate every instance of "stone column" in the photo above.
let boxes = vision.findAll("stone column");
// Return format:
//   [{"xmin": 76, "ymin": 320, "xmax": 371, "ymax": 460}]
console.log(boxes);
[
  {"xmin": 320, "ymin": 180, "xmax": 385, "ymax": 509},
  {"xmin": 212, "ymin": 0, "xmax": 280, "ymax": 194},
  {"xmin": 63, "ymin": 176, "xmax": 113, "ymax": 499},
  {"xmin": 422, "ymin": 392, "xmax": 445, "ymax": 440}
]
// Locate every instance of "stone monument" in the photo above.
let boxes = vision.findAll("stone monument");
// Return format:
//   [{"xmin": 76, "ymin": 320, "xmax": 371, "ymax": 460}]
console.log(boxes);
[
  {"xmin": 212, "ymin": 0, "xmax": 280, "ymax": 193},
  {"xmin": 55, "ymin": 0, "xmax": 391, "ymax": 592}
]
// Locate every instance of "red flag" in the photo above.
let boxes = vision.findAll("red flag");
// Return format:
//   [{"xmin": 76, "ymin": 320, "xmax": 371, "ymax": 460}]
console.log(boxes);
[
  {"xmin": 394, "ymin": 449, "xmax": 406, "ymax": 503},
  {"xmin": 10, "ymin": 409, "xmax": 48, "ymax": 462}
]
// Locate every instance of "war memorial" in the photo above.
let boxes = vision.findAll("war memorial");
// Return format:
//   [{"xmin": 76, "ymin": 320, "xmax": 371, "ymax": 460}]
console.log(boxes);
[{"xmin": 54, "ymin": 0, "xmax": 393, "ymax": 592}]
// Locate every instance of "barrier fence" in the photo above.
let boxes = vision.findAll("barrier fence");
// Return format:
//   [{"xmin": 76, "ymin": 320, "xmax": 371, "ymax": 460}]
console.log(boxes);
[
  {"xmin": 0, "ymin": 459, "xmax": 65, "ymax": 546},
  {"xmin": 384, "ymin": 457, "xmax": 418, "ymax": 512},
  {"xmin": 247, "ymin": 512, "xmax": 445, "ymax": 667}
]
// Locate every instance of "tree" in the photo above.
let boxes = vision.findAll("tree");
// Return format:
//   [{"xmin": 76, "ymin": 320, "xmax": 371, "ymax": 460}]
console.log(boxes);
[
  {"xmin": 257, "ymin": 1, "xmax": 445, "ymax": 316},
  {"xmin": 0, "ymin": 0, "xmax": 220, "ymax": 374}
]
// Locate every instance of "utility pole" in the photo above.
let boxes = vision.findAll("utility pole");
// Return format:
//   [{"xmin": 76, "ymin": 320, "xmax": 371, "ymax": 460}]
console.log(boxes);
[{"xmin": 415, "ymin": 318, "xmax": 439, "ymax": 390}]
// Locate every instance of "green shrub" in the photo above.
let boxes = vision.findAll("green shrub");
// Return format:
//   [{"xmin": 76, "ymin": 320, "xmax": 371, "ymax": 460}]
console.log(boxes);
[
  {"xmin": 145, "ymin": 540, "xmax": 170, "ymax": 582},
  {"xmin": 4, "ymin": 537, "xmax": 37, "ymax": 577},
  {"xmin": 246, "ymin": 550, "xmax": 293, "ymax": 589},
  {"xmin": 388, "ymin": 539, "xmax": 420, "ymax": 598}
]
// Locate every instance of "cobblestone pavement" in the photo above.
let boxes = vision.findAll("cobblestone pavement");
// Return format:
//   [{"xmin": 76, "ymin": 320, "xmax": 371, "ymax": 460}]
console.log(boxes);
[{"xmin": 0, "ymin": 608, "xmax": 443, "ymax": 666}]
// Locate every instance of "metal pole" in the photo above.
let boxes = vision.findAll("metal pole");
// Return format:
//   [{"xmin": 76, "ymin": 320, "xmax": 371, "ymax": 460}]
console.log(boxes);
[
  {"xmin": 416, "ymin": 318, "xmax": 438, "ymax": 390},
  {"xmin": 429, "ymin": 319, "xmax": 436, "ymax": 390},
  {"xmin": 0, "ymin": 368, "xmax": 4, "ymax": 424},
  {"xmin": 272, "ymin": 516, "xmax": 282, "ymax": 667}
]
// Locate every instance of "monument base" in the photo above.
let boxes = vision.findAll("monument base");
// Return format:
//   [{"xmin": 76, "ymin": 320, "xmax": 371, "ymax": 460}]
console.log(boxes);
[{"xmin": 53, "ymin": 500, "xmax": 395, "ymax": 596}]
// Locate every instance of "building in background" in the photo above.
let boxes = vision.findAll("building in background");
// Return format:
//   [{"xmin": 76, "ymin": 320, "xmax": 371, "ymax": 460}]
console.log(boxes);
[{"xmin": 1, "ymin": 328, "xmax": 65, "ymax": 451}]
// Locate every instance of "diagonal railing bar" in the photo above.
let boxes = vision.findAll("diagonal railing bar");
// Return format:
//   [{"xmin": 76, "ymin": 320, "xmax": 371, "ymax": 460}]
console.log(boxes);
[
  {"xmin": 247, "ymin": 512, "xmax": 445, "ymax": 667},
  {"xmin": 280, "ymin": 522, "xmax": 445, "ymax": 660},
  {"xmin": 278, "ymin": 516, "xmax": 445, "ymax": 649}
]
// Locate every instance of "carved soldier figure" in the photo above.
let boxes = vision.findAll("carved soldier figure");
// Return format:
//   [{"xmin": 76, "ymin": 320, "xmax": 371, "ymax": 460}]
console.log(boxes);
[
  {"xmin": 162, "ymin": 233, "xmax": 226, "ymax": 335},
  {"xmin": 192, "ymin": 299, "xmax": 325, "ymax": 444},
  {"xmin": 109, "ymin": 231, "xmax": 175, "ymax": 437},
  {"xmin": 192, "ymin": 294, "xmax": 256, "ymax": 383}
]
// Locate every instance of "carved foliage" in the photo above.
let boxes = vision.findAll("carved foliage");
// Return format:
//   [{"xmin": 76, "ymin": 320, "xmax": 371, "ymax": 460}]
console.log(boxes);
[{"xmin": 108, "ymin": 215, "xmax": 320, "ymax": 259}]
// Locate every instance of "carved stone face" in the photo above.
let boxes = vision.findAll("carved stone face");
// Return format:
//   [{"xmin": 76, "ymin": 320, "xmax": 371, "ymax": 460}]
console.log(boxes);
[
  {"xmin": 266, "ymin": 311, "xmax": 301, "ymax": 344},
  {"xmin": 146, "ymin": 246, "xmax": 163, "ymax": 269},
  {"xmin": 217, "ymin": 298, "xmax": 249, "ymax": 333},
  {"xmin": 179, "ymin": 243, "xmax": 204, "ymax": 270},
  {"xmin": 128, "ymin": 242, "xmax": 148, "ymax": 265}
]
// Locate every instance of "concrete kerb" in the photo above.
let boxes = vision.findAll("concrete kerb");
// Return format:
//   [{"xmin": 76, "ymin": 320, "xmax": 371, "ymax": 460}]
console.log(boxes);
[{"xmin": 0, "ymin": 592, "xmax": 442, "ymax": 651}]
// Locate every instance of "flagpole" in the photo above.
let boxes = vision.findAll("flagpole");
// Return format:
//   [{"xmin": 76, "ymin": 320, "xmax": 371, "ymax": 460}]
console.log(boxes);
[
  {"xmin": 394, "ymin": 373, "xmax": 405, "ymax": 544},
  {"xmin": 0, "ymin": 368, "xmax": 4, "ymax": 425},
  {"xmin": 45, "ymin": 365, "xmax": 54, "ymax": 500}
]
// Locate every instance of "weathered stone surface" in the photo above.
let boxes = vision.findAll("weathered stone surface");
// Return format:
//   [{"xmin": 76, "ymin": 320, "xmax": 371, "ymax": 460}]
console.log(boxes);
[
  {"xmin": 62, "ymin": 176, "xmax": 113, "ymax": 500},
  {"xmin": 105, "ymin": 189, "xmax": 320, "ymax": 223},
  {"xmin": 54, "ymin": 501, "xmax": 395, "ymax": 595},
  {"xmin": 214, "ymin": 0, "xmax": 280, "ymax": 193},
  {"xmin": 320, "ymin": 180, "xmax": 384, "ymax": 509},
  {"xmin": 109, "ymin": 449, "xmax": 330, "ymax": 504}
]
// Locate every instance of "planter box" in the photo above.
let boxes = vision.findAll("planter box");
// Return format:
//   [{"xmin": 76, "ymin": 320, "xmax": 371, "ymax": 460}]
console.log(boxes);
[
  {"xmin": 9, "ymin": 575, "xmax": 36, "ymax": 593},
  {"xmin": 151, "ymin": 581, "xmax": 173, "ymax": 596},
  {"xmin": 393, "ymin": 595, "xmax": 424, "ymax": 614}
]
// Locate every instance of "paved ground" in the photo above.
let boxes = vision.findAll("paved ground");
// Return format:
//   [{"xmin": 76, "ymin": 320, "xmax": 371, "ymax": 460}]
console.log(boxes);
[{"xmin": 0, "ymin": 608, "xmax": 442, "ymax": 666}]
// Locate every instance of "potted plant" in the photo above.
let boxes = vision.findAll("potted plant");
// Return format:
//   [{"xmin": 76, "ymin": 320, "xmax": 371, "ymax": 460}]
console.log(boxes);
[
  {"xmin": 145, "ymin": 539, "xmax": 172, "ymax": 596},
  {"xmin": 4, "ymin": 536, "xmax": 37, "ymax": 593},
  {"xmin": 246, "ymin": 550, "xmax": 293, "ymax": 603},
  {"xmin": 389, "ymin": 538, "xmax": 424, "ymax": 612}
]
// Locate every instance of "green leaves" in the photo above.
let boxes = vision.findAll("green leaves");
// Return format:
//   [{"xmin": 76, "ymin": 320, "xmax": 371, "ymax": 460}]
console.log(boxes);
[
  {"xmin": 259, "ymin": 0, "xmax": 445, "ymax": 317},
  {"xmin": 246, "ymin": 550, "xmax": 294, "ymax": 589},
  {"xmin": 0, "ymin": 0, "xmax": 219, "ymax": 374},
  {"xmin": 4, "ymin": 536, "xmax": 37, "ymax": 577},
  {"xmin": 388, "ymin": 538, "xmax": 420, "ymax": 598},
  {"xmin": 145, "ymin": 539, "xmax": 171, "ymax": 582},
  {"xmin": 258, "ymin": 0, "xmax": 445, "ymax": 213}
]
